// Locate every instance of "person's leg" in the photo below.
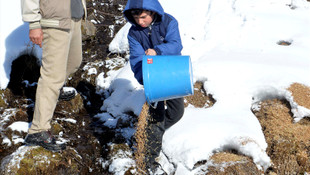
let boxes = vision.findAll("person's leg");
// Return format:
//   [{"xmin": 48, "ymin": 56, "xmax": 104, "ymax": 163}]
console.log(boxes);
[
  {"xmin": 145, "ymin": 98, "xmax": 184, "ymax": 173},
  {"xmin": 28, "ymin": 28, "xmax": 70, "ymax": 134},
  {"xmin": 164, "ymin": 97, "xmax": 184, "ymax": 129},
  {"xmin": 58, "ymin": 19, "xmax": 83, "ymax": 101},
  {"xmin": 145, "ymin": 101, "xmax": 165, "ymax": 168},
  {"xmin": 66, "ymin": 19, "xmax": 83, "ymax": 78}
]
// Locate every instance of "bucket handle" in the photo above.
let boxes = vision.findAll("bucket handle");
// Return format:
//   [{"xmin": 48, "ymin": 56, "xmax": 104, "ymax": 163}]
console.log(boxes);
[
  {"xmin": 146, "ymin": 96, "xmax": 158, "ymax": 109},
  {"xmin": 150, "ymin": 102, "xmax": 158, "ymax": 109}
]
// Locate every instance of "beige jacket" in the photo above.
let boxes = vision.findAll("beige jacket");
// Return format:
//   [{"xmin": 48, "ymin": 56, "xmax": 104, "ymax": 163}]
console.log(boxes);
[{"xmin": 21, "ymin": 0, "xmax": 87, "ymax": 30}]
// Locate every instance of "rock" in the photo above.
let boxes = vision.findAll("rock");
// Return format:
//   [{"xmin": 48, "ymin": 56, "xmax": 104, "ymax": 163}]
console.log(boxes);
[
  {"xmin": 0, "ymin": 89, "xmax": 9, "ymax": 109},
  {"xmin": 1, "ymin": 146, "xmax": 82, "ymax": 175},
  {"xmin": 81, "ymin": 19, "xmax": 96, "ymax": 41},
  {"xmin": 55, "ymin": 94, "xmax": 84, "ymax": 115}
]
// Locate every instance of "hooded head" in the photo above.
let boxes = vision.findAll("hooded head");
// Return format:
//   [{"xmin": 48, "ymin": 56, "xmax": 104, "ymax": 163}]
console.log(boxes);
[{"xmin": 123, "ymin": 0, "xmax": 164, "ymax": 26}]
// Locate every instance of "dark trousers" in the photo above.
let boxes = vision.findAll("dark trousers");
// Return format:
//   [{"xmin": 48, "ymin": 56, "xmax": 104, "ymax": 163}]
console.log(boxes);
[
  {"xmin": 145, "ymin": 97, "xmax": 184, "ymax": 165},
  {"xmin": 149, "ymin": 97, "xmax": 184, "ymax": 129}
]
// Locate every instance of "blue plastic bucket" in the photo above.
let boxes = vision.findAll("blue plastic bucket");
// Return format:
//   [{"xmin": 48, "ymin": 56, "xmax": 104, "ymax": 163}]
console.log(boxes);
[{"xmin": 142, "ymin": 55, "xmax": 194, "ymax": 103}]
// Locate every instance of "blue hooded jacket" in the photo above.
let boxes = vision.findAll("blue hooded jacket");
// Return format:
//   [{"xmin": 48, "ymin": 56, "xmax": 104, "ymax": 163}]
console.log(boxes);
[{"xmin": 123, "ymin": 0, "xmax": 183, "ymax": 84}]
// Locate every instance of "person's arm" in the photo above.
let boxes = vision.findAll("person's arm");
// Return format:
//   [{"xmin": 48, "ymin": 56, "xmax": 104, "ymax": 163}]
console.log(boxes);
[
  {"xmin": 128, "ymin": 34, "xmax": 145, "ymax": 85},
  {"xmin": 21, "ymin": 0, "xmax": 43, "ymax": 47},
  {"xmin": 21, "ymin": 0, "xmax": 41, "ymax": 29},
  {"xmin": 153, "ymin": 16, "xmax": 183, "ymax": 55}
]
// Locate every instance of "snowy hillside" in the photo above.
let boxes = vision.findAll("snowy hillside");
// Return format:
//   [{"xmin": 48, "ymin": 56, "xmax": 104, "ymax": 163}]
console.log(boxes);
[{"xmin": 0, "ymin": 0, "xmax": 310, "ymax": 174}]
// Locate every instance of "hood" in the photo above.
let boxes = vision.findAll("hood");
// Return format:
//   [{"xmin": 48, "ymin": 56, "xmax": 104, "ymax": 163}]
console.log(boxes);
[{"xmin": 123, "ymin": 0, "xmax": 164, "ymax": 26}]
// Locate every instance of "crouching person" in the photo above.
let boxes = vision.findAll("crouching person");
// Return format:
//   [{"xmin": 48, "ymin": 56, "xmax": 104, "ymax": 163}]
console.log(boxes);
[{"xmin": 123, "ymin": 0, "xmax": 184, "ymax": 173}]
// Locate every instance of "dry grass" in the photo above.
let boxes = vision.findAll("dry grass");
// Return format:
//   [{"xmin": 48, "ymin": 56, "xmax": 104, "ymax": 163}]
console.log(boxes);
[
  {"xmin": 253, "ymin": 83, "xmax": 310, "ymax": 174},
  {"xmin": 211, "ymin": 152, "xmax": 245, "ymax": 164},
  {"xmin": 134, "ymin": 102, "xmax": 149, "ymax": 174},
  {"xmin": 185, "ymin": 81, "xmax": 215, "ymax": 108},
  {"xmin": 194, "ymin": 152, "xmax": 261, "ymax": 175},
  {"xmin": 288, "ymin": 82, "xmax": 310, "ymax": 109}
]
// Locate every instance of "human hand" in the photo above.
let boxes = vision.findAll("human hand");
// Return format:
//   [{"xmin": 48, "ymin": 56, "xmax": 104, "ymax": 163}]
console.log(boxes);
[
  {"xmin": 145, "ymin": 49, "xmax": 157, "ymax": 55},
  {"xmin": 29, "ymin": 28, "xmax": 43, "ymax": 48}
]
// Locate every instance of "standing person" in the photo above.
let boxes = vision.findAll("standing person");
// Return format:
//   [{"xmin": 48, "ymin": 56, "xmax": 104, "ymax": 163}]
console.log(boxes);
[
  {"xmin": 21, "ymin": 0, "xmax": 87, "ymax": 152},
  {"xmin": 123, "ymin": 0, "xmax": 184, "ymax": 173}
]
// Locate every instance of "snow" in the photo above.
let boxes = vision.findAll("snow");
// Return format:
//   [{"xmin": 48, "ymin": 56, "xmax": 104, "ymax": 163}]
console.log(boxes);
[
  {"xmin": 105, "ymin": 0, "xmax": 310, "ymax": 173},
  {"xmin": 55, "ymin": 118, "xmax": 77, "ymax": 124},
  {"xmin": 8, "ymin": 121, "xmax": 29, "ymax": 133},
  {"xmin": 109, "ymin": 23, "xmax": 131, "ymax": 54},
  {"xmin": 1, "ymin": 0, "xmax": 310, "ymax": 174},
  {"xmin": 1, "ymin": 146, "xmax": 35, "ymax": 171},
  {"xmin": 0, "ymin": 1, "xmax": 42, "ymax": 89}
]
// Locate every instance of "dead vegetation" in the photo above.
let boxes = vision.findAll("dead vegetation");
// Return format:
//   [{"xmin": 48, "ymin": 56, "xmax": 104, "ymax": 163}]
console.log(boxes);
[
  {"xmin": 193, "ymin": 151, "xmax": 262, "ymax": 175},
  {"xmin": 288, "ymin": 83, "xmax": 310, "ymax": 109},
  {"xmin": 134, "ymin": 103, "xmax": 149, "ymax": 174},
  {"xmin": 206, "ymin": 152, "xmax": 262, "ymax": 175},
  {"xmin": 252, "ymin": 83, "xmax": 310, "ymax": 174},
  {"xmin": 185, "ymin": 81, "xmax": 216, "ymax": 108}
]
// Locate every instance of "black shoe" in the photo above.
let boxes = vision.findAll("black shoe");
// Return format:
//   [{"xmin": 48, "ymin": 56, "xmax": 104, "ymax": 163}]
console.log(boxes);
[
  {"xmin": 147, "ymin": 162, "xmax": 167, "ymax": 175},
  {"xmin": 59, "ymin": 87, "xmax": 76, "ymax": 101},
  {"xmin": 24, "ymin": 131, "xmax": 66, "ymax": 152}
]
